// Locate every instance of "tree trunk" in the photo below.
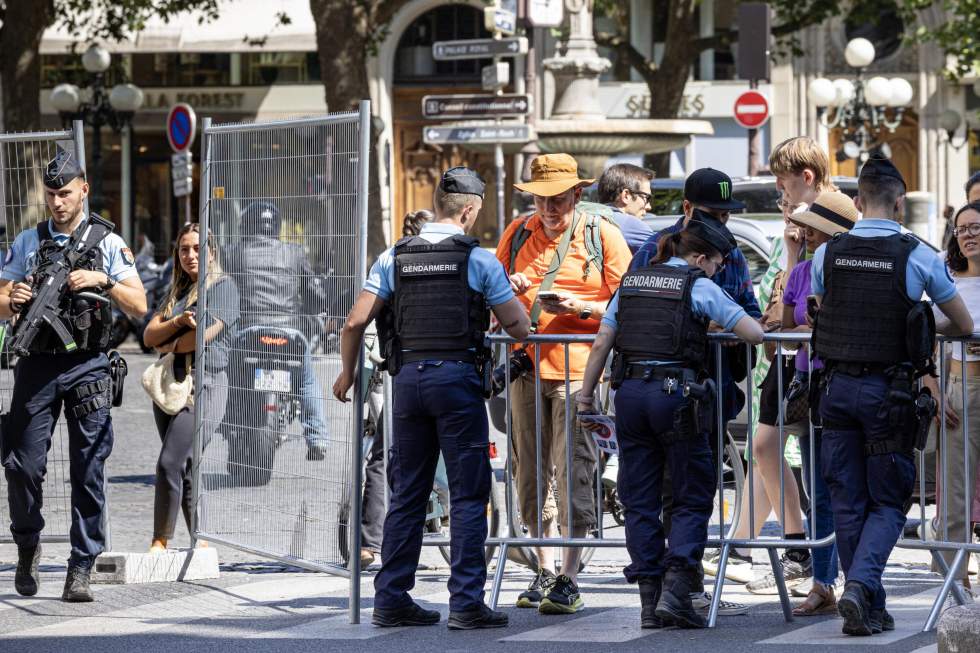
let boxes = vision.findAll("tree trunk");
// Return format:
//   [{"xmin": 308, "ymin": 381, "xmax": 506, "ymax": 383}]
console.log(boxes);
[
  {"xmin": 644, "ymin": 0, "xmax": 699, "ymax": 177},
  {"xmin": 0, "ymin": 0, "xmax": 56, "ymax": 132},
  {"xmin": 309, "ymin": 0, "xmax": 410, "ymax": 258}
]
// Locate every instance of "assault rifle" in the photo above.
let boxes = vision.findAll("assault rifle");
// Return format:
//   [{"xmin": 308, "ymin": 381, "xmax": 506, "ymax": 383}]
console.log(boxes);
[{"xmin": 7, "ymin": 214, "xmax": 114, "ymax": 356}]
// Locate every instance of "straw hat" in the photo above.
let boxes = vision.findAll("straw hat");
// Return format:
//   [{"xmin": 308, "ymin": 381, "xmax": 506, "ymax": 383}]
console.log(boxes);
[
  {"xmin": 792, "ymin": 191, "xmax": 859, "ymax": 236},
  {"xmin": 513, "ymin": 153, "xmax": 595, "ymax": 197}
]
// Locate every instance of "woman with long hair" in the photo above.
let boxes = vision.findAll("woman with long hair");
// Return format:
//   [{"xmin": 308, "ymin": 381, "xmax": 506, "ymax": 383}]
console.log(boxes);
[
  {"xmin": 143, "ymin": 223, "xmax": 240, "ymax": 552},
  {"xmin": 927, "ymin": 202, "xmax": 980, "ymax": 595},
  {"xmin": 577, "ymin": 213, "xmax": 763, "ymax": 629}
]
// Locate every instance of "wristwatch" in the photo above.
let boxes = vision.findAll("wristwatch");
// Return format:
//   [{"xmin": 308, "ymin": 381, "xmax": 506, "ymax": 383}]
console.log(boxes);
[
  {"xmin": 578, "ymin": 303, "xmax": 593, "ymax": 320},
  {"xmin": 103, "ymin": 273, "xmax": 117, "ymax": 291}
]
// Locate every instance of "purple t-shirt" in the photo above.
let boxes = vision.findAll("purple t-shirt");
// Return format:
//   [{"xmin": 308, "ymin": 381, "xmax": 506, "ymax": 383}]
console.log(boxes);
[{"xmin": 782, "ymin": 259, "xmax": 823, "ymax": 372}]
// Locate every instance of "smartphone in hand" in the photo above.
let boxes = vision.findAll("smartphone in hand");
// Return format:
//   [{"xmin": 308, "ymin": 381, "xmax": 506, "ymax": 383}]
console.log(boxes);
[
  {"xmin": 806, "ymin": 295, "xmax": 819, "ymax": 320},
  {"xmin": 537, "ymin": 291, "xmax": 561, "ymax": 301}
]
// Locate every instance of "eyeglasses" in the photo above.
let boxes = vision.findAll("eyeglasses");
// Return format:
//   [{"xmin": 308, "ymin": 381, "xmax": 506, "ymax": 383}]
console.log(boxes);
[
  {"xmin": 953, "ymin": 223, "xmax": 980, "ymax": 238},
  {"xmin": 628, "ymin": 188, "xmax": 652, "ymax": 203}
]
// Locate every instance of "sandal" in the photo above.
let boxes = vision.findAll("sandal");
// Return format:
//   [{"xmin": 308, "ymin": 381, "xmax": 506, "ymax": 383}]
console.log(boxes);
[{"xmin": 793, "ymin": 582, "xmax": 837, "ymax": 616}]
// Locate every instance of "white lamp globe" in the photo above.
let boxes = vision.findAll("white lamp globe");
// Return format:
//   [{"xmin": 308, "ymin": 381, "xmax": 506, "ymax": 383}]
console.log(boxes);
[
  {"xmin": 887, "ymin": 78, "xmax": 914, "ymax": 107},
  {"xmin": 808, "ymin": 78, "xmax": 837, "ymax": 108},
  {"xmin": 109, "ymin": 83, "xmax": 144, "ymax": 112},
  {"xmin": 81, "ymin": 44, "xmax": 111, "ymax": 73},
  {"xmin": 844, "ymin": 38, "xmax": 876, "ymax": 68},
  {"xmin": 50, "ymin": 84, "xmax": 81, "ymax": 113},
  {"xmin": 865, "ymin": 76, "xmax": 893, "ymax": 106},
  {"xmin": 939, "ymin": 109, "xmax": 962, "ymax": 135},
  {"xmin": 832, "ymin": 79, "xmax": 855, "ymax": 106}
]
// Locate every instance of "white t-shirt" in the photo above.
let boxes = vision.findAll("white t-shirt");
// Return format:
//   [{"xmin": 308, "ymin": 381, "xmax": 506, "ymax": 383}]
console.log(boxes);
[{"xmin": 933, "ymin": 274, "xmax": 980, "ymax": 361}]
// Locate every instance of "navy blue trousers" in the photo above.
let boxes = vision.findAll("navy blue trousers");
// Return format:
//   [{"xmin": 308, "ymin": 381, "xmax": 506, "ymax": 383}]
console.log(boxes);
[
  {"xmin": 614, "ymin": 379, "xmax": 715, "ymax": 582},
  {"xmin": 819, "ymin": 371, "xmax": 916, "ymax": 610},
  {"xmin": 1, "ymin": 352, "xmax": 114, "ymax": 566},
  {"xmin": 374, "ymin": 361, "xmax": 492, "ymax": 612}
]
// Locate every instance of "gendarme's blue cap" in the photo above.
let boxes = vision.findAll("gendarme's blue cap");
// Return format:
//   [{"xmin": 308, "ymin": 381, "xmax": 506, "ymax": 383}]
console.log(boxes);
[
  {"xmin": 859, "ymin": 155, "xmax": 906, "ymax": 190},
  {"xmin": 687, "ymin": 209, "xmax": 737, "ymax": 257},
  {"xmin": 43, "ymin": 150, "xmax": 84, "ymax": 189},
  {"xmin": 439, "ymin": 166, "xmax": 485, "ymax": 199}
]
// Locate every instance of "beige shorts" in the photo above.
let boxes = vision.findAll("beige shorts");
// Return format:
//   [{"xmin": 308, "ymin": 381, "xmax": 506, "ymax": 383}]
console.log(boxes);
[{"xmin": 509, "ymin": 375, "xmax": 598, "ymax": 531}]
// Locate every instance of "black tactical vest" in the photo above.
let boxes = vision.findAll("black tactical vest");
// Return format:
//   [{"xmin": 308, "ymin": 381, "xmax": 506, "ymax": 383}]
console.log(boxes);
[
  {"xmin": 813, "ymin": 232, "xmax": 916, "ymax": 366},
  {"xmin": 388, "ymin": 235, "xmax": 490, "ymax": 364},
  {"xmin": 614, "ymin": 264, "xmax": 709, "ymax": 368},
  {"xmin": 28, "ymin": 221, "xmax": 113, "ymax": 354}
]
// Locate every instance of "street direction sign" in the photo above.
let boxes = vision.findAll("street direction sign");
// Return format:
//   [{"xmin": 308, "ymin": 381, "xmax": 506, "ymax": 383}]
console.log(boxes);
[
  {"xmin": 171, "ymin": 151, "xmax": 193, "ymax": 197},
  {"xmin": 733, "ymin": 90, "xmax": 770, "ymax": 128},
  {"xmin": 423, "ymin": 124, "xmax": 532, "ymax": 145},
  {"xmin": 482, "ymin": 62, "xmax": 510, "ymax": 91},
  {"xmin": 422, "ymin": 94, "xmax": 531, "ymax": 119},
  {"xmin": 173, "ymin": 177, "xmax": 193, "ymax": 197},
  {"xmin": 485, "ymin": 7, "xmax": 516, "ymax": 35},
  {"xmin": 166, "ymin": 103, "xmax": 196, "ymax": 152},
  {"xmin": 432, "ymin": 37, "xmax": 528, "ymax": 61}
]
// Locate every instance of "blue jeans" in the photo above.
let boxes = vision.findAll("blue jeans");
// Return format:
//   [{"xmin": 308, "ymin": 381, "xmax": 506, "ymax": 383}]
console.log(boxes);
[
  {"xmin": 615, "ymin": 378, "xmax": 715, "ymax": 581},
  {"xmin": 819, "ymin": 371, "xmax": 916, "ymax": 610},
  {"xmin": 374, "ymin": 361, "xmax": 491, "ymax": 612},
  {"xmin": 299, "ymin": 345, "xmax": 328, "ymax": 447},
  {"xmin": 798, "ymin": 428, "xmax": 839, "ymax": 586}
]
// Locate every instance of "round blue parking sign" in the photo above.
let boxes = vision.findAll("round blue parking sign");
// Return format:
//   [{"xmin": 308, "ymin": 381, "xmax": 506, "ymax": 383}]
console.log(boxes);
[{"xmin": 166, "ymin": 103, "xmax": 197, "ymax": 153}]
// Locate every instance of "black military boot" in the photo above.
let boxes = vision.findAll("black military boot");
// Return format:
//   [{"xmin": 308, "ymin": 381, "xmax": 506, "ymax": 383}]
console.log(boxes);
[
  {"xmin": 62, "ymin": 564, "xmax": 94, "ymax": 602},
  {"xmin": 838, "ymin": 581, "xmax": 872, "ymax": 636},
  {"xmin": 14, "ymin": 544, "xmax": 41, "ymax": 596},
  {"xmin": 655, "ymin": 568, "xmax": 706, "ymax": 629},
  {"xmin": 638, "ymin": 578, "xmax": 663, "ymax": 629}
]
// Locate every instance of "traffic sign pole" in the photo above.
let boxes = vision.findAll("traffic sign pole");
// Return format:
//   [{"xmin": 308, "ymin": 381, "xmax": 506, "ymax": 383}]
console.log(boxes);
[
  {"xmin": 733, "ymin": 88, "xmax": 770, "ymax": 176},
  {"xmin": 748, "ymin": 80, "xmax": 760, "ymax": 176},
  {"xmin": 493, "ymin": 3, "xmax": 505, "ymax": 241}
]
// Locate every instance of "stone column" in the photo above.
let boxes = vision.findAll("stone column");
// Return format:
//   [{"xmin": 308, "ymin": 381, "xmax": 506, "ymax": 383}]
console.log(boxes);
[{"xmin": 543, "ymin": 0, "xmax": 611, "ymax": 120}]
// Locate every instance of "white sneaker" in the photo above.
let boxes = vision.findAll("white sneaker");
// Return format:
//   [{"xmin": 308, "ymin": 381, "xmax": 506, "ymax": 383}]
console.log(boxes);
[{"xmin": 703, "ymin": 549, "xmax": 755, "ymax": 584}]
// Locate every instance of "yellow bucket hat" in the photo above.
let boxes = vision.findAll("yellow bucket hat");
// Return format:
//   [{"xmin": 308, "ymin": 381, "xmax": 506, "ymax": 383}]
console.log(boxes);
[{"xmin": 513, "ymin": 153, "xmax": 595, "ymax": 197}]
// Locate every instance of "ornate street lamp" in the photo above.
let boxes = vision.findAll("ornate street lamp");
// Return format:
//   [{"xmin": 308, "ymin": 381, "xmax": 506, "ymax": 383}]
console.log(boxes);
[
  {"xmin": 807, "ymin": 38, "xmax": 914, "ymax": 162},
  {"xmin": 50, "ymin": 44, "xmax": 144, "ymax": 215}
]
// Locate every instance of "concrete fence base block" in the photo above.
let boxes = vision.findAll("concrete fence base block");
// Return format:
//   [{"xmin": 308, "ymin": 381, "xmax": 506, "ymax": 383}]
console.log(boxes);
[
  {"xmin": 938, "ymin": 603, "xmax": 980, "ymax": 653},
  {"xmin": 91, "ymin": 548, "xmax": 220, "ymax": 584}
]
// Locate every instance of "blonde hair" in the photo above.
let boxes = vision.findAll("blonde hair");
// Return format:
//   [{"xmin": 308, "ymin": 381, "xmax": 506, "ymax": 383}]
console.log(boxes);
[
  {"xmin": 769, "ymin": 137, "xmax": 834, "ymax": 192},
  {"xmin": 159, "ymin": 223, "xmax": 222, "ymax": 318}
]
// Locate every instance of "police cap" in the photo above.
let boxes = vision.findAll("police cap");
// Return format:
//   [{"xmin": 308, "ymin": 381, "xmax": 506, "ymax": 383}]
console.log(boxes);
[
  {"xmin": 859, "ymin": 155, "xmax": 906, "ymax": 190},
  {"xmin": 43, "ymin": 150, "xmax": 84, "ymax": 189},
  {"xmin": 687, "ymin": 209, "xmax": 737, "ymax": 257},
  {"xmin": 439, "ymin": 166, "xmax": 485, "ymax": 199}
]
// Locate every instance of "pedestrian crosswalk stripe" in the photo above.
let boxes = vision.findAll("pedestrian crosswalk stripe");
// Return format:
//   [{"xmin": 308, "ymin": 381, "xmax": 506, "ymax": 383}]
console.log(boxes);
[
  {"xmin": 0, "ymin": 575, "xmax": 348, "ymax": 639},
  {"xmin": 500, "ymin": 606, "xmax": 651, "ymax": 643},
  {"xmin": 758, "ymin": 589, "xmax": 939, "ymax": 646}
]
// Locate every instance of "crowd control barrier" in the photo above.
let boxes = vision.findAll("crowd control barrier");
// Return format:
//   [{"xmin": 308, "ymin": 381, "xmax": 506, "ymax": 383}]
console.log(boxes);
[
  {"xmin": 193, "ymin": 103, "xmax": 370, "ymax": 622},
  {"xmin": 0, "ymin": 122, "xmax": 111, "ymax": 548}
]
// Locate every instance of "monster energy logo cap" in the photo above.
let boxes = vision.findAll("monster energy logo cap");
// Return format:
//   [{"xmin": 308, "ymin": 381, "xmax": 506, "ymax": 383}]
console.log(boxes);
[
  {"xmin": 683, "ymin": 167, "xmax": 746, "ymax": 211},
  {"xmin": 43, "ymin": 150, "xmax": 84, "ymax": 189}
]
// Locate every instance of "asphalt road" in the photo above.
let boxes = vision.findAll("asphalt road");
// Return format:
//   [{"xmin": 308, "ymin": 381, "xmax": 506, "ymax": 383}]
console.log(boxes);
[{"xmin": 0, "ymin": 343, "xmax": 963, "ymax": 652}]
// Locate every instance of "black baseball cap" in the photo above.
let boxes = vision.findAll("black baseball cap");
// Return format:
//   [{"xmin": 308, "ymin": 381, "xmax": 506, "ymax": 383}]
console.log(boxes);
[
  {"xmin": 687, "ymin": 209, "xmax": 737, "ymax": 257},
  {"xmin": 684, "ymin": 167, "xmax": 745, "ymax": 211},
  {"xmin": 439, "ymin": 166, "xmax": 485, "ymax": 199},
  {"xmin": 859, "ymin": 155, "xmax": 906, "ymax": 190},
  {"xmin": 43, "ymin": 150, "xmax": 84, "ymax": 189}
]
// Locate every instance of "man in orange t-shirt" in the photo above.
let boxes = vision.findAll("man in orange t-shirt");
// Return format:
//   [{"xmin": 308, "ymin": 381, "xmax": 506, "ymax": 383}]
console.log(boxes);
[{"xmin": 497, "ymin": 153, "xmax": 631, "ymax": 615}]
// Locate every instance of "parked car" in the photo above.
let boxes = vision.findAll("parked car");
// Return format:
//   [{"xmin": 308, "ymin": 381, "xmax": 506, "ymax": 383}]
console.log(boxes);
[{"xmin": 648, "ymin": 175, "xmax": 859, "ymax": 216}]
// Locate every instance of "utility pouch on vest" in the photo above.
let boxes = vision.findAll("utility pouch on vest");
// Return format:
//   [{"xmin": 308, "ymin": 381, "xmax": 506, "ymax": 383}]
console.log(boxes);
[
  {"xmin": 906, "ymin": 301, "xmax": 937, "ymax": 377},
  {"xmin": 610, "ymin": 353, "xmax": 627, "ymax": 390}
]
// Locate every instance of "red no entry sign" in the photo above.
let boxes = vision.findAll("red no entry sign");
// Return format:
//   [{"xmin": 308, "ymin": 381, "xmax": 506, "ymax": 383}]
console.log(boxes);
[
  {"xmin": 733, "ymin": 91, "xmax": 770, "ymax": 129},
  {"xmin": 166, "ymin": 103, "xmax": 197, "ymax": 152}
]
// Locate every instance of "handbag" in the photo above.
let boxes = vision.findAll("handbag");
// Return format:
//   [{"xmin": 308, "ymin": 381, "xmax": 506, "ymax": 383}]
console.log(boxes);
[
  {"xmin": 784, "ymin": 372, "xmax": 810, "ymax": 425},
  {"xmin": 141, "ymin": 352, "xmax": 194, "ymax": 415}
]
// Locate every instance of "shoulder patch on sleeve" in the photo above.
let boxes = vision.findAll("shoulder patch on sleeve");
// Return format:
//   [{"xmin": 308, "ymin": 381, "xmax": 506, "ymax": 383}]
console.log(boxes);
[{"xmin": 121, "ymin": 248, "xmax": 135, "ymax": 265}]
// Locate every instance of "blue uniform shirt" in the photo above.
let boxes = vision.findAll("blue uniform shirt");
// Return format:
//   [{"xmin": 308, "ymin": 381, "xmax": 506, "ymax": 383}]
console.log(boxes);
[
  {"xmin": 364, "ymin": 222, "xmax": 514, "ymax": 306},
  {"xmin": 2, "ymin": 218, "xmax": 138, "ymax": 283},
  {"xmin": 602, "ymin": 257, "xmax": 748, "ymax": 331},
  {"xmin": 630, "ymin": 216, "xmax": 762, "ymax": 318},
  {"xmin": 811, "ymin": 218, "xmax": 956, "ymax": 303}
]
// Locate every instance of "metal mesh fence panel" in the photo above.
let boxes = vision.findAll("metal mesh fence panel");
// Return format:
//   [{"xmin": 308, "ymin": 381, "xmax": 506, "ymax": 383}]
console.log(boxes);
[
  {"xmin": 0, "ymin": 124, "xmax": 88, "ymax": 544},
  {"xmin": 194, "ymin": 107, "xmax": 368, "ymax": 577}
]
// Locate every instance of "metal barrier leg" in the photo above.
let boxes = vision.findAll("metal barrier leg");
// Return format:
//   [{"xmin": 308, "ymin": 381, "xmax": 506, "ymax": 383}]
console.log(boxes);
[
  {"xmin": 489, "ymin": 543, "xmax": 510, "ymax": 609},
  {"xmin": 923, "ymin": 548, "xmax": 968, "ymax": 632},
  {"xmin": 766, "ymin": 547, "xmax": 794, "ymax": 622},
  {"xmin": 707, "ymin": 542, "xmax": 731, "ymax": 628},
  {"xmin": 930, "ymin": 551, "xmax": 970, "ymax": 607}
]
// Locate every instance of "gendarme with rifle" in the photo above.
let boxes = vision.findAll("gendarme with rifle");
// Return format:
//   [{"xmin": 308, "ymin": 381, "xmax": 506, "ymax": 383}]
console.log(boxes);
[{"xmin": 0, "ymin": 151, "xmax": 146, "ymax": 603}]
